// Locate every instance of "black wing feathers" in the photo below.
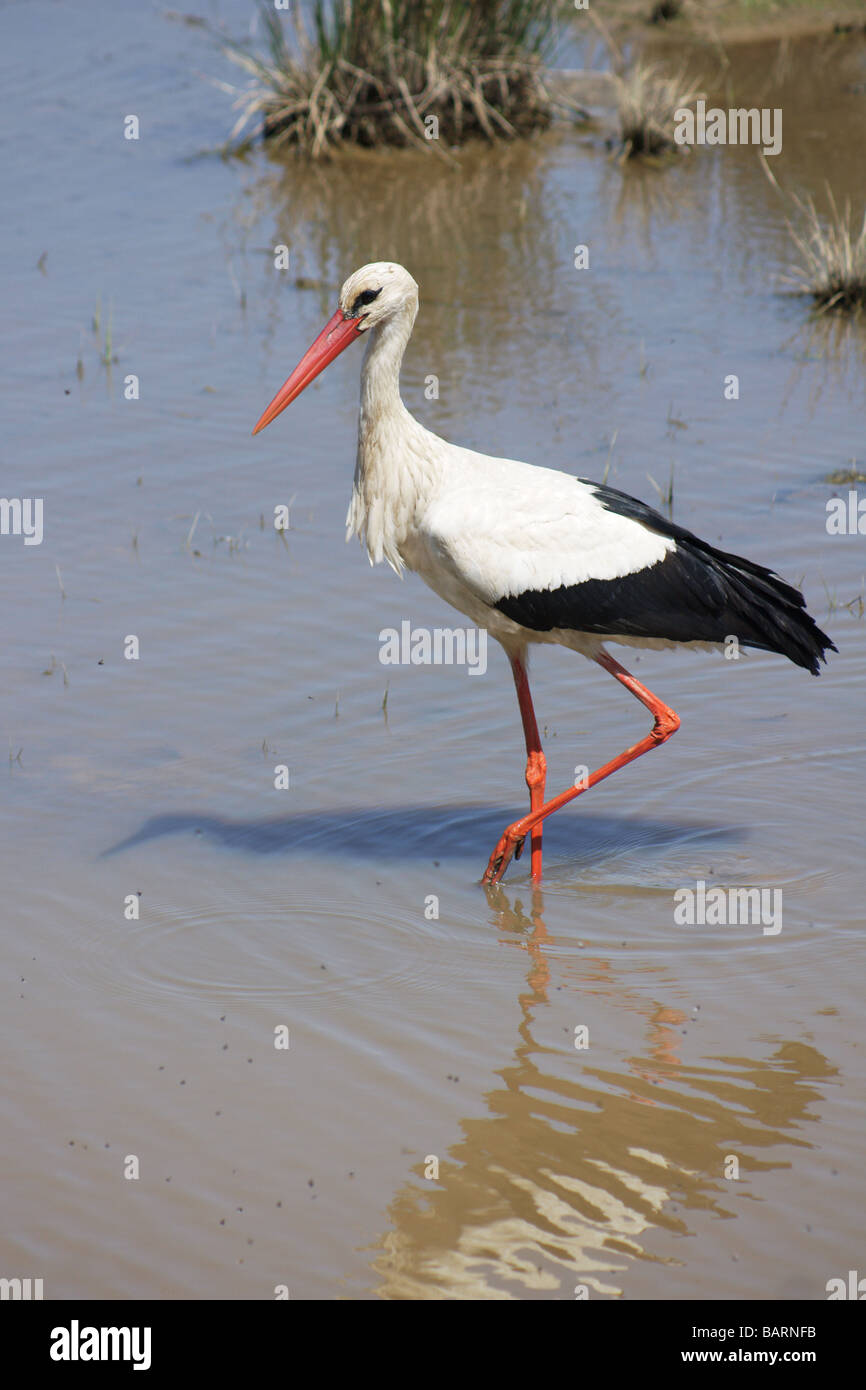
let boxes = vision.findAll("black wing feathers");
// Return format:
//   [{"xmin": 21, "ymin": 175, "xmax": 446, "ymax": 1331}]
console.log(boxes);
[{"xmin": 493, "ymin": 480, "xmax": 836, "ymax": 676}]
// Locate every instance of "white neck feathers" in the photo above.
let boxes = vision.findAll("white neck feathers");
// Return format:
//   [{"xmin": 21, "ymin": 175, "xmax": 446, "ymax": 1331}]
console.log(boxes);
[{"xmin": 346, "ymin": 296, "xmax": 439, "ymax": 573}]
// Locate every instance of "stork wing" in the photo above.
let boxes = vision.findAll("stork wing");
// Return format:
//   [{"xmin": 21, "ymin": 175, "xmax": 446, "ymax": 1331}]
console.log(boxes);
[{"xmin": 421, "ymin": 465, "xmax": 673, "ymax": 608}]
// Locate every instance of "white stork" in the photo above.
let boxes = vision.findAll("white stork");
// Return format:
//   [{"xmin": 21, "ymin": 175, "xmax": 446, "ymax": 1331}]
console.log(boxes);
[{"xmin": 253, "ymin": 262, "xmax": 835, "ymax": 885}]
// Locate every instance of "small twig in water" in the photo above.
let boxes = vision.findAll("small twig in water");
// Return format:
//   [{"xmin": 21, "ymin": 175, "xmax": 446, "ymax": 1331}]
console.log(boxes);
[{"xmin": 602, "ymin": 428, "xmax": 618, "ymax": 485}]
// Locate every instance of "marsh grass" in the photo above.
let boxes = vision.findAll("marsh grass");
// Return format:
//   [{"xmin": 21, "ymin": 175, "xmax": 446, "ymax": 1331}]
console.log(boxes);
[
  {"xmin": 208, "ymin": 0, "xmax": 568, "ymax": 157},
  {"xmin": 101, "ymin": 302, "xmax": 114, "ymax": 366},
  {"xmin": 584, "ymin": 10, "xmax": 699, "ymax": 159},
  {"xmin": 782, "ymin": 187, "xmax": 866, "ymax": 313},
  {"xmin": 821, "ymin": 576, "xmax": 865, "ymax": 620},
  {"xmin": 647, "ymin": 460, "xmax": 675, "ymax": 516},
  {"xmin": 613, "ymin": 61, "xmax": 700, "ymax": 158},
  {"xmin": 92, "ymin": 297, "xmax": 116, "ymax": 365},
  {"xmin": 823, "ymin": 464, "xmax": 866, "ymax": 485},
  {"xmin": 761, "ymin": 157, "xmax": 866, "ymax": 312}
]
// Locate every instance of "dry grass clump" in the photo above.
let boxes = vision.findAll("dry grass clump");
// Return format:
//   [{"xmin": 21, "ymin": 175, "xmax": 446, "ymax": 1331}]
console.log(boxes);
[
  {"xmin": 784, "ymin": 188, "xmax": 866, "ymax": 313},
  {"xmin": 208, "ymin": 0, "xmax": 564, "ymax": 157},
  {"xmin": 760, "ymin": 158, "xmax": 866, "ymax": 314},
  {"xmin": 612, "ymin": 61, "xmax": 700, "ymax": 158}
]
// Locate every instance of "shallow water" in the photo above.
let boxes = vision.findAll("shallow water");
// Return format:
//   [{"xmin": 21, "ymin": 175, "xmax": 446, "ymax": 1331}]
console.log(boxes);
[{"xmin": 1, "ymin": 4, "xmax": 864, "ymax": 1299}]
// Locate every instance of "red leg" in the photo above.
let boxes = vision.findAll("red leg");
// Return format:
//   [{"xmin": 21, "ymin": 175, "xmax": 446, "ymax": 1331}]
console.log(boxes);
[
  {"xmin": 482, "ymin": 650, "xmax": 680, "ymax": 886},
  {"xmin": 509, "ymin": 654, "xmax": 547, "ymax": 883}
]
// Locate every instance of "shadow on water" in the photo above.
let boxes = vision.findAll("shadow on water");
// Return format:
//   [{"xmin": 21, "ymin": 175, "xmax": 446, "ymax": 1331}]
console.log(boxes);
[
  {"xmin": 370, "ymin": 882, "xmax": 836, "ymax": 1299},
  {"xmin": 103, "ymin": 805, "xmax": 744, "ymax": 865}
]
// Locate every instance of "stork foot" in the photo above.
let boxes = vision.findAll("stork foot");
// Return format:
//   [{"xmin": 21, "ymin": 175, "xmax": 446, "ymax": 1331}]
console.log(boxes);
[{"xmin": 481, "ymin": 826, "xmax": 525, "ymax": 885}]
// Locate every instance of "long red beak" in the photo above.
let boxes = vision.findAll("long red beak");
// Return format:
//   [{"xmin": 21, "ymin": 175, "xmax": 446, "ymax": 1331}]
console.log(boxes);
[{"xmin": 252, "ymin": 309, "xmax": 363, "ymax": 435}]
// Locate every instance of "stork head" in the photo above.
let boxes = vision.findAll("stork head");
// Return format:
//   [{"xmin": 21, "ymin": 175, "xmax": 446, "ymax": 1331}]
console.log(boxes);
[
  {"xmin": 339, "ymin": 261, "xmax": 418, "ymax": 331},
  {"xmin": 252, "ymin": 261, "xmax": 418, "ymax": 434}
]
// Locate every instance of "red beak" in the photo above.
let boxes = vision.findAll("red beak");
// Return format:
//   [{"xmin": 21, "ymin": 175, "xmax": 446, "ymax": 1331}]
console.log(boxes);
[{"xmin": 252, "ymin": 309, "xmax": 363, "ymax": 435}]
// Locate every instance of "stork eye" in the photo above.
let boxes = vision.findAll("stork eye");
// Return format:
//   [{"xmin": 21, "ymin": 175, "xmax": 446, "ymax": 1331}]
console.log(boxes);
[{"xmin": 351, "ymin": 287, "xmax": 382, "ymax": 315}]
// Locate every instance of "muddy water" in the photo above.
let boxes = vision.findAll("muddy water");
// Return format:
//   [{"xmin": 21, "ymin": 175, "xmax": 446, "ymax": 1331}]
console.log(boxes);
[{"xmin": 1, "ymin": 5, "xmax": 864, "ymax": 1299}]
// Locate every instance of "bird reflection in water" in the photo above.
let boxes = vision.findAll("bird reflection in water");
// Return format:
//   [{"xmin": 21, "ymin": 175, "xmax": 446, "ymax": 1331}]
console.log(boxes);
[{"xmin": 370, "ymin": 884, "xmax": 833, "ymax": 1300}]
